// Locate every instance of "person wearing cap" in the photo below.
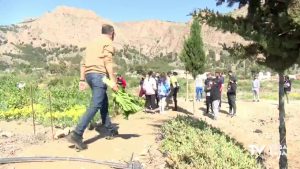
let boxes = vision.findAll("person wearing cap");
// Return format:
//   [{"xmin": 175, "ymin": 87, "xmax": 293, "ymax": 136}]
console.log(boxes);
[
  {"xmin": 252, "ymin": 75, "xmax": 260, "ymax": 102},
  {"xmin": 67, "ymin": 24, "xmax": 119, "ymax": 150}
]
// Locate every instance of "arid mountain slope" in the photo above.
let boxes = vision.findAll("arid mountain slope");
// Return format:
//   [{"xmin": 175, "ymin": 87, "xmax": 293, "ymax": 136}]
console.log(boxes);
[{"xmin": 0, "ymin": 6, "xmax": 247, "ymax": 65}]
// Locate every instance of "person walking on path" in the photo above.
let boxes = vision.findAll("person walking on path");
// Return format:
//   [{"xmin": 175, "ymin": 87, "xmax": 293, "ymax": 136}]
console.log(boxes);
[
  {"xmin": 211, "ymin": 78, "xmax": 221, "ymax": 120},
  {"xmin": 158, "ymin": 72, "xmax": 170, "ymax": 114},
  {"xmin": 252, "ymin": 75, "xmax": 260, "ymax": 102},
  {"xmin": 195, "ymin": 75, "xmax": 204, "ymax": 102},
  {"xmin": 204, "ymin": 73, "xmax": 213, "ymax": 114},
  {"xmin": 67, "ymin": 24, "xmax": 119, "ymax": 150},
  {"xmin": 143, "ymin": 71, "xmax": 157, "ymax": 111},
  {"xmin": 284, "ymin": 75, "xmax": 292, "ymax": 104},
  {"xmin": 227, "ymin": 77, "xmax": 237, "ymax": 117}
]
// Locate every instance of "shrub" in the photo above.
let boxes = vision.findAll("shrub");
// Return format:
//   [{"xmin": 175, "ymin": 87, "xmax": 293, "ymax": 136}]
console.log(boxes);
[{"xmin": 161, "ymin": 116, "xmax": 262, "ymax": 169}]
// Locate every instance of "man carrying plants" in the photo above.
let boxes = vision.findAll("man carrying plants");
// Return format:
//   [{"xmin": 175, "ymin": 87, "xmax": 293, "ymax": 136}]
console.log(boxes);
[{"xmin": 67, "ymin": 24, "xmax": 119, "ymax": 150}]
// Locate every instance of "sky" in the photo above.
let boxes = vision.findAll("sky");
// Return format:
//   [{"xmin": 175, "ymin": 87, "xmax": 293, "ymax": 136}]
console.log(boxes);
[{"xmin": 0, "ymin": 0, "xmax": 238, "ymax": 25}]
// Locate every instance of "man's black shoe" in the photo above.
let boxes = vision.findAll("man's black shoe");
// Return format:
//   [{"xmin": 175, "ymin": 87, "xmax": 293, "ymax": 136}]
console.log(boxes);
[
  {"xmin": 95, "ymin": 125, "xmax": 119, "ymax": 139},
  {"xmin": 88, "ymin": 122, "xmax": 96, "ymax": 130},
  {"xmin": 66, "ymin": 131, "xmax": 87, "ymax": 150}
]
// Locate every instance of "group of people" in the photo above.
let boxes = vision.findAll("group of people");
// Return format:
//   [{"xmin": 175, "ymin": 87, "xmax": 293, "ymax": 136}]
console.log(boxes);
[
  {"xmin": 201, "ymin": 71, "xmax": 293, "ymax": 121},
  {"xmin": 201, "ymin": 71, "xmax": 237, "ymax": 120},
  {"xmin": 139, "ymin": 71, "xmax": 179, "ymax": 114}
]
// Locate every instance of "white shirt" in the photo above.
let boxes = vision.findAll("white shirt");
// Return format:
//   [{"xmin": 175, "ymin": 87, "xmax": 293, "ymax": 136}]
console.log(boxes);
[
  {"xmin": 252, "ymin": 79, "xmax": 260, "ymax": 91},
  {"xmin": 143, "ymin": 77, "xmax": 157, "ymax": 95},
  {"xmin": 195, "ymin": 77, "xmax": 204, "ymax": 88}
]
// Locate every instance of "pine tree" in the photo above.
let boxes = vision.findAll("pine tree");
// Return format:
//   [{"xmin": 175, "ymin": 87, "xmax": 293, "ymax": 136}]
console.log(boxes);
[
  {"xmin": 180, "ymin": 18, "xmax": 206, "ymax": 79},
  {"xmin": 195, "ymin": 0, "xmax": 300, "ymax": 168}
]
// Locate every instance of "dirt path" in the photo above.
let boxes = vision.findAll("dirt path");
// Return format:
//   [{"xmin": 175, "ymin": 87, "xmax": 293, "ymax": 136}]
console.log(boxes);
[
  {"xmin": 1, "ymin": 98, "xmax": 300, "ymax": 169},
  {"xmin": 0, "ymin": 111, "xmax": 178, "ymax": 169}
]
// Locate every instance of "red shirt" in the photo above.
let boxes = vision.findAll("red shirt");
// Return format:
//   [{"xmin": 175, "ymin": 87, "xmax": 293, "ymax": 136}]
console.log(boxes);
[{"xmin": 117, "ymin": 77, "xmax": 127, "ymax": 88}]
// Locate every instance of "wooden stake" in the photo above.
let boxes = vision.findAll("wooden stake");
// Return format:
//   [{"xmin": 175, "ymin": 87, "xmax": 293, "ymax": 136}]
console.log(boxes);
[
  {"xmin": 30, "ymin": 84, "xmax": 36, "ymax": 135},
  {"xmin": 49, "ymin": 92, "xmax": 54, "ymax": 140}
]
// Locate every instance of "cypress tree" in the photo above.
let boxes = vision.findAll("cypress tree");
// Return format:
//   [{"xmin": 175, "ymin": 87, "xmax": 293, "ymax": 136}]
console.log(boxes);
[{"xmin": 180, "ymin": 18, "xmax": 206, "ymax": 79}]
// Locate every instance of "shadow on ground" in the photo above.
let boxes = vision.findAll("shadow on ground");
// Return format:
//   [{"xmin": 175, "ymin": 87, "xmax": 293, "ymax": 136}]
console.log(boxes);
[{"xmin": 176, "ymin": 106, "xmax": 194, "ymax": 115}]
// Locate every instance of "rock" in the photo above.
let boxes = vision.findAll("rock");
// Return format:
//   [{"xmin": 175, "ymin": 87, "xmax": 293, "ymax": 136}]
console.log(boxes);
[
  {"xmin": 54, "ymin": 127, "xmax": 70, "ymax": 139},
  {"xmin": 254, "ymin": 129, "xmax": 263, "ymax": 133},
  {"xmin": 0, "ymin": 131, "xmax": 14, "ymax": 138}
]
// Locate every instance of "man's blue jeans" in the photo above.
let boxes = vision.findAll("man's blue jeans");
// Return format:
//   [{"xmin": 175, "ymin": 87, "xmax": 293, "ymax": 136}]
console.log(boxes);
[{"xmin": 75, "ymin": 73, "xmax": 108, "ymax": 136}]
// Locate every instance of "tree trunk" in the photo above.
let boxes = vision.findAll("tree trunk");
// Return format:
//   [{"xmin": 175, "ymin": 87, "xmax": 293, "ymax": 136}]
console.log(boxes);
[
  {"xmin": 244, "ymin": 60, "xmax": 247, "ymax": 77},
  {"xmin": 278, "ymin": 72, "xmax": 288, "ymax": 169},
  {"xmin": 186, "ymin": 71, "xmax": 189, "ymax": 102},
  {"xmin": 193, "ymin": 79, "xmax": 195, "ymax": 114}
]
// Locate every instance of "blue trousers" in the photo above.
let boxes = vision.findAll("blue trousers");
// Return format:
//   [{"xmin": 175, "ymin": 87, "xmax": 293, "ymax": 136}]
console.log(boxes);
[
  {"xmin": 75, "ymin": 73, "xmax": 108, "ymax": 136},
  {"xmin": 196, "ymin": 87, "xmax": 203, "ymax": 101}
]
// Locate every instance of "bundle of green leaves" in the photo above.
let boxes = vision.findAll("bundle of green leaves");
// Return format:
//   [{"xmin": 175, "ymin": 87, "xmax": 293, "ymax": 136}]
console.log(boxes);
[
  {"xmin": 103, "ymin": 77, "xmax": 144, "ymax": 119},
  {"xmin": 112, "ymin": 91, "xmax": 144, "ymax": 119}
]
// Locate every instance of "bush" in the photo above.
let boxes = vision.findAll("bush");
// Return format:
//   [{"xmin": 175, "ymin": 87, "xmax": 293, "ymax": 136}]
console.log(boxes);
[{"xmin": 161, "ymin": 116, "xmax": 262, "ymax": 169}]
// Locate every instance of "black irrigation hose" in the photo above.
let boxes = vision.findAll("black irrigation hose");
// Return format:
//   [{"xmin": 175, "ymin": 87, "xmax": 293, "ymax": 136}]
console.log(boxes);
[{"xmin": 0, "ymin": 156, "xmax": 142, "ymax": 169}]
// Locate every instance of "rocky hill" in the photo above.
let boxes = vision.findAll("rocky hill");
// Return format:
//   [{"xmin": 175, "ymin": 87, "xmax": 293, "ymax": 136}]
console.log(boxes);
[{"xmin": 0, "ymin": 6, "xmax": 247, "ymax": 66}]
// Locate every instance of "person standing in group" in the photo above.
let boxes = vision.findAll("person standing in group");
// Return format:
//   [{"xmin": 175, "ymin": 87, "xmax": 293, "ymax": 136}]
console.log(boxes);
[
  {"xmin": 166, "ymin": 72, "xmax": 173, "ymax": 109},
  {"xmin": 211, "ymin": 78, "xmax": 221, "ymax": 120},
  {"xmin": 67, "ymin": 24, "xmax": 118, "ymax": 150},
  {"xmin": 228, "ymin": 70, "xmax": 237, "ymax": 84},
  {"xmin": 227, "ymin": 76, "xmax": 237, "ymax": 117},
  {"xmin": 195, "ymin": 75, "xmax": 204, "ymax": 102},
  {"xmin": 158, "ymin": 72, "xmax": 170, "ymax": 114},
  {"xmin": 170, "ymin": 72, "xmax": 179, "ymax": 111},
  {"xmin": 284, "ymin": 75, "xmax": 292, "ymax": 104},
  {"xmin": 138, "ymin": 74, "xmax": 145, "ymax": 97},
  {"xmin": 117, "ymin": 74, "xmax": 127, "ymax": 90},
  {"xmin": 154, "ymin": 72, "xmax": 161, "ymax": 108},
  {"xmin": 143, "ymin": 71, "xmax": 157, "ymax": 111},
  {"xmin": 219, "ymin": 72, "xmax": 225, "ymax": 107},
  {"xmin": 215, "ymin": 71, "xmax": 223, "ymax": 108},
  {"xmin": 252, "ymin": 75, "xmax": 260, "ymax": 102},
  {"xmin": 204, "ymin": 73, "xmax": 213, "ymax": 114}
]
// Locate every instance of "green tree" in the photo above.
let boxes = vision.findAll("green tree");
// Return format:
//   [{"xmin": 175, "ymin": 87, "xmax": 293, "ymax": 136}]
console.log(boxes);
[
  {"xmin": 180, "ymin": 18, "xmax": 206, "ymax": 78},
  {"xmin": 195, "ymin": 0, "xmax": 300, "ymax": 168},
  {"xmin": 180, "ymin": 18, "xmax": 206, "ymax": 110}
]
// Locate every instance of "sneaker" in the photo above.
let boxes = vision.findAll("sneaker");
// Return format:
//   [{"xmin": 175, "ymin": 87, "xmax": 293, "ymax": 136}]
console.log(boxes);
[
  {"xmin": 95, "ymin": 125, "xmax": 119, "ymax": 139},
  {"xmin": 66, "ymin": 131, "xmax": 87, "ymax": 150}
]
